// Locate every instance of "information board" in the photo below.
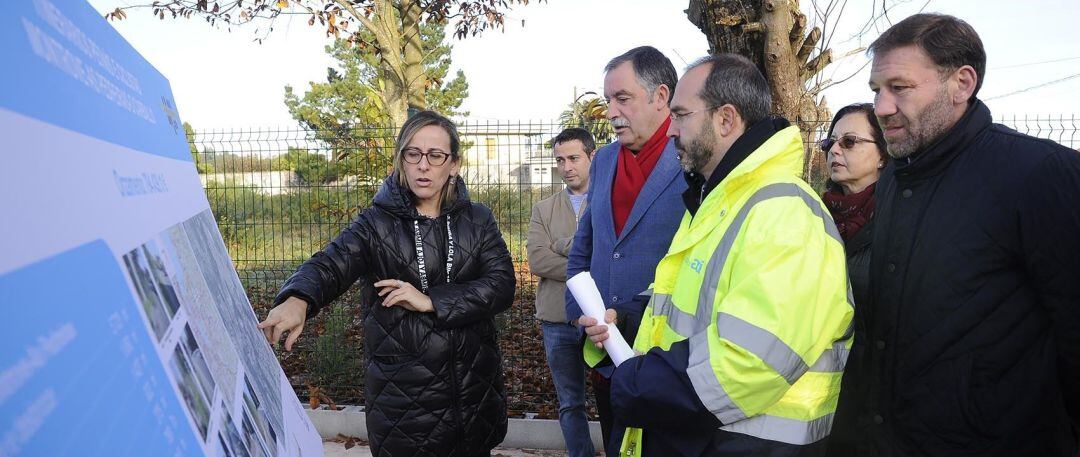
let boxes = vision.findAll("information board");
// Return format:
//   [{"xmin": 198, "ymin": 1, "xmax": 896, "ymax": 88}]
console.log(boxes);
[{"xmin": 0, "ymin": 1, "xmax": 323, "ymax": 456}]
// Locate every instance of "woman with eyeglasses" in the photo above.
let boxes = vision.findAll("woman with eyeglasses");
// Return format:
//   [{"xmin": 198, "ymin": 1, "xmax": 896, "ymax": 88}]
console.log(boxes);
[
  {"xmin": 259, "ymin": 111, "xmax": 515, "ymax": 456},
  {"xmin": 821, "ymin": 103, "xmax": 887, "ymax": 457},
  {"xmin": 821, "ymin": 103, "xmax": 887, "ymax": 303}
]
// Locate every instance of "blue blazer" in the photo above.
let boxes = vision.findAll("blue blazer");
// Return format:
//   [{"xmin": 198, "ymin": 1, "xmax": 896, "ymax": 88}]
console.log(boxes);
[{"xmin": 565, "ymin": 138, "xmax": 687, "ymax": 323}]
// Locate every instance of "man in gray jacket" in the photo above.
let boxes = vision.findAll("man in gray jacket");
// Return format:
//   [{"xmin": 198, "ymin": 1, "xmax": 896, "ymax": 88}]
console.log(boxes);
[{"xmin": 527, "ymin": 127, "xmax": 596, "ymax": 456}]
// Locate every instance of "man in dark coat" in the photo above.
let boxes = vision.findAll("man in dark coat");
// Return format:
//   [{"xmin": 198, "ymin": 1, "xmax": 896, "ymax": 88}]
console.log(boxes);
[{"xmin": 841, "ymin": 13, "xmax": 1080, "ymax": 456}]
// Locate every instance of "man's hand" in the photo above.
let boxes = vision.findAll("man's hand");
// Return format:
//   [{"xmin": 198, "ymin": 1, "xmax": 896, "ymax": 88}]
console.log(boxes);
[
  {"xmin": 578, "ymin": 309, "xmax": 617, "ymax": 349},
  {"xmin": 375, "ymin": 279, "xmax": 434, "ymax": 313},
  {"xmin": 257, "ymin": 296, "xmax": 307, "ymax": 351}
]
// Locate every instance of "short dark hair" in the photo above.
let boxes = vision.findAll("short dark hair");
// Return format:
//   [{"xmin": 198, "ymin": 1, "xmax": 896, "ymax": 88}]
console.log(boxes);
[
  {"xmin": 827, "ymin": 103, "xmax": 888, "ymax": 165},
  {"xmin": 869, "ymin": 13, "xmax": 986, "ymax": 98},
  {"xmin": 686, "ymin": 54, "xmax": 772, "ymax": 126},
  {"xmin": 552, "ymin": 127, "xmax": 595, "ymax": 154},
  {"xmin": 605, "ymin": 46, "xmax": 678, "ymax": 98}
]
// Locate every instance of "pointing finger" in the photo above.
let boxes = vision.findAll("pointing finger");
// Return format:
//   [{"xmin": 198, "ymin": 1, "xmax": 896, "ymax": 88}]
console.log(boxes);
[
  {"xmin": 258, "ymin": 314, "xmax": 280, "ymax": 343},
  {"xmin": 284, "ymin": 322, "xmax": 304, "ymax": 352}
]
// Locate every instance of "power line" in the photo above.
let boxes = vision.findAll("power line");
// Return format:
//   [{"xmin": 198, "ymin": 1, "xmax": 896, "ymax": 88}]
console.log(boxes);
[
  {"xmin": 992, "ymin": 55, "xmax": 1080, "ymax": 70},
  {"xmin": 984, "ymin": 72, "xmax": 1080, "ymax": 101}
]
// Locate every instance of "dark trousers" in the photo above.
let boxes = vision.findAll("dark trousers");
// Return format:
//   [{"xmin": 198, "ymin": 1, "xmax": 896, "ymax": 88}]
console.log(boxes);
[{"xmin": 592, "ymin": 370, "xmax": 625, "ymax": 456}]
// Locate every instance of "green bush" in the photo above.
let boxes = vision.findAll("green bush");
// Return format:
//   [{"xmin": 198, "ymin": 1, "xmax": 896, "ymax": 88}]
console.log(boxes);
[
  {"xmin": 311, "ymin": 305, "xmax": 360, "ymax": 392},
  {"xmin": 206, "ymin": 182, "xmax": 376, "ymax": 274},
  {"xmin": 271, "ymin": 148, "xmax": 348, "ymax": 185},
  {"xmin": 470, "ymin": 185, "xmax": 554, "ymax": 261}
]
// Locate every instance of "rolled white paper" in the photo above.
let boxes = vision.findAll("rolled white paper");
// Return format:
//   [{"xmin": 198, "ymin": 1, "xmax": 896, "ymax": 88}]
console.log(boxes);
[{"xmin": 567, "ymin": 271, "xmax": 635, "ymax": 366}]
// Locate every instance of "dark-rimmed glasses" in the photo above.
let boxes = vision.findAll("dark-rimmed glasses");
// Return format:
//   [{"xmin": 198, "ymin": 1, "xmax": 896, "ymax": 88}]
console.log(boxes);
[
  {"xmin": 402, "ymin": 147, "xmax": 450, "ymax": 166},
  {"xmin": 819, "ymin": 135, "xmax": 875, "ymax": 152}
]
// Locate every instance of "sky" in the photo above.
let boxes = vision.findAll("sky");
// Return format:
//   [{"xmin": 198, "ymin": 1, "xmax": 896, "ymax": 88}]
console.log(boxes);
[{"xmin": 87, "ymin": 0, "xmax": 1080, "ymax": 130}]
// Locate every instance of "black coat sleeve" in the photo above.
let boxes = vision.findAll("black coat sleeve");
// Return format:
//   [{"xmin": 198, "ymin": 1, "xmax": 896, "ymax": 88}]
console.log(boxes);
[
  {"xmin": 427, "ymin": 206, "xmax": 516, "ymax": 328},
  {"xmin": 610, "ymin": 339, "xmax": 723, "ymax": 431},
  {"xmin": 273, "ymin": 213, "xmax": 373, "ymax": 318},
  {"xmin": 1020, "ymin": 148, "xmax": 1080, "ymax": 424}
]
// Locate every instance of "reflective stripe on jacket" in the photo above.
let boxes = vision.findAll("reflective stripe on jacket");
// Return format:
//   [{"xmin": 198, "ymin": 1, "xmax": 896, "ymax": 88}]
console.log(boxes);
[{"xmin": 620, "ymin": 125, "xmax": 854, "ymax": 455}]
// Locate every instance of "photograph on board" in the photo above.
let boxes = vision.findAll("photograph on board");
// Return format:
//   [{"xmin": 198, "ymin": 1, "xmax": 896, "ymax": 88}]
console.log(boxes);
[
  {"xmin": 122, "ymin": 244, "xmax": 172, "ymax": 341},
  {"xmin": 180, "ymin": 323, "xmax": 217, "ymax": 403},
  {"xmin": 169, "ymin": 344, "xmax": 212, "ymax": 439}
]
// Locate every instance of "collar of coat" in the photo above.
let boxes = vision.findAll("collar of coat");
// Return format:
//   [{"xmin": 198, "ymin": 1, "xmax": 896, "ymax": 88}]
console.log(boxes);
[
  {"xmin": 683, "ymin": 116, "xmax": 791, "ymax": 215},
  {"xmin": 374, "ymin": 172, "xmax": 471, "ymax": 220},
  {"xmin": 892, "ymin": 99, "xmax": 992, "ymax": 181},
  {"xmin": 666, "ymin": 121, "xmax": 806, "ymax": 256},
  {"xmin": 682, "ymin": 114, "xmax": 794, "ymax": 214}
]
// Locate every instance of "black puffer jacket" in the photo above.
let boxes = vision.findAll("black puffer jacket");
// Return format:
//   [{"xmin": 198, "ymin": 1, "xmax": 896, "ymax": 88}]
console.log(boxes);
[{"xmin": 276, "ymin": 174, "xmax": 515, "ymax": 456}]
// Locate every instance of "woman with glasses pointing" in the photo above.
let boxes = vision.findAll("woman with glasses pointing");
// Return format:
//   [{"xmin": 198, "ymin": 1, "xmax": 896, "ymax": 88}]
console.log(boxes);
[
  {"xmin": 821, "ymin": 102, "xmax": 888, "ymax": 457},
  {"xmin": 259, "ymin": 111, "xmax": 515, "ymax": 456}
]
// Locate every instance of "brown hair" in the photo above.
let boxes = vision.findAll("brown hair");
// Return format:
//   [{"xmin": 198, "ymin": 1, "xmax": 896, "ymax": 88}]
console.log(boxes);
[
  {"xmin": 827, "ymin": 103, "xmax": 887, "ymax": 165},
  {"xmin": 392, "ymin": 110, "xmax": 462, "ymax": 209},
  {"xmin": 869, "ymin": 13, "xmax": 986, "ymax": 99}
]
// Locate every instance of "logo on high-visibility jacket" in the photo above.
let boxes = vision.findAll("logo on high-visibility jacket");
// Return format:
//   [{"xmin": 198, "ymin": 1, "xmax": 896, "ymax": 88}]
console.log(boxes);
[{"xmin": 689, "ymin": 258, "xmax": 704, "ymax": 273}]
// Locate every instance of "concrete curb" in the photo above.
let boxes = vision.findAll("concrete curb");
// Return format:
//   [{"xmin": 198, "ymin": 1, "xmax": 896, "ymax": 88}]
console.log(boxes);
[{"xmin": 306, "ymin": 406, "xmax": 603, "ymax": 450}]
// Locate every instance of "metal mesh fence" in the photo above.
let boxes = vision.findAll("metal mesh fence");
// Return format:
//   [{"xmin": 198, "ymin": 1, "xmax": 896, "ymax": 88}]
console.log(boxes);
[{"xmin": 191, "ymin": 115, "xmax": 1078, "ymax": 418}]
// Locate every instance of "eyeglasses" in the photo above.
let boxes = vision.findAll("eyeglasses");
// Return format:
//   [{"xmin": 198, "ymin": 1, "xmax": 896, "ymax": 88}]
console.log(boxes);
[
  {"xmin": 819, "ymin": 135, "xmax": 876, "ymax": 152},
  {"xmin": 402, "ymin": 147, "xmax": 451, "ymax": 166},
  {"xmin": 670, "ymin": 105, "xmax": 720, "ymax": 122}
]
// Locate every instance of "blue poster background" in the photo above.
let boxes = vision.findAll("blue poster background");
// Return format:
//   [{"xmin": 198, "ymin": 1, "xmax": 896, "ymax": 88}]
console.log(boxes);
[
  {"xmin": 0, "ymin": 241, "xmax": 201, "ymax": 456},
  {"xmin": 0, "ymin": 1, "xmax": 321, "ymax": 456},
  {"xmin": 0, "ymin": 0, "xmax": 189, "ymax": 161}
]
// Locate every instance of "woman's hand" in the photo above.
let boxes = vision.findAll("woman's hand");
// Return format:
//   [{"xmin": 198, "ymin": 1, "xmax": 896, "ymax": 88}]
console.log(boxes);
[
  {"xmin": 375, "ymin": 279, "xmax": 434, "ymax": 313},
  {"xmin": 257, "ymin": 296, "xmax": 308, "ymax": 351}
]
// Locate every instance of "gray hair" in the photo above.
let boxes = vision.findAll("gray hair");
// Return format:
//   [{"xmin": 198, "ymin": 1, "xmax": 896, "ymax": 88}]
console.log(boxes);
[
  {"xmin": 605, "ymin": 46, "xmax": 677, "ymax": 98},
  {"xmin": 686, "ymin": 54, "xmax": 772, "ymax": 126}
]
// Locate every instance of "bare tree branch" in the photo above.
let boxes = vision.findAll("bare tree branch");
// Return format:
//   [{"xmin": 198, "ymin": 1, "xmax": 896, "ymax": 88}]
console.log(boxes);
[
  {"xmin": 802, "ymin": 48, "xmax": 832, "ymax": 81},
  {"xmin": 796, "ymin": 27, "xmax": 822, "ymax": 65},
  {"xmin": 818, "ymin": 58, "xmax": 872, "ymax": 92}
]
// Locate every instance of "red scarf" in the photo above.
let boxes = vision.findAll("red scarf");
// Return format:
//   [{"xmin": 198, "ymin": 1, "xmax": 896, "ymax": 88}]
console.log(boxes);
[
  {"xmin": 823, "ymin": 182, "xmax": 876, "ymax": 242},
  {"xmin": 612, "ymin": 118, "xmax": 671, "ymax": 237}
]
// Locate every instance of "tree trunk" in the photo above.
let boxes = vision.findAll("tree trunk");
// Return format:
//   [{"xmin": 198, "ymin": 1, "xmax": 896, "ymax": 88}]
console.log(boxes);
[
  {"xmin": 400, "ymin": 0, "xmax": 426, "ymax": 120},
  {"xmin": 366, "ymin": 0, "xmax": 418, "ymax": 128},
  {"xmin": 380, "ymin": 65, "xmax": 410, "ymax": 129},
  {"xmin": 761, "ymin": 0, "xmax": 801, "ymax": 121},
  {"xmin": 686, "ymin": 0, "xmax": 831, "ymax": 184}
]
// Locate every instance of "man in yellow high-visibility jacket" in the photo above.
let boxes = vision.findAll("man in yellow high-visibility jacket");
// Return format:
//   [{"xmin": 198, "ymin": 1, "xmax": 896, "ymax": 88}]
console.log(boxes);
[{"xmin": 580, "ymin": 54, "xmax": 853, "ymax": 456}]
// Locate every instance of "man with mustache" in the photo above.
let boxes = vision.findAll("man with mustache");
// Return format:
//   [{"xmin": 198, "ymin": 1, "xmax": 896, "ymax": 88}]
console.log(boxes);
[
  {"xmin": 581, "ymin": 53, "xmax": 852, "ymax": 456},
  {"xmin": 837, "ymin": 13, "xmax": 1080, "ymax": 456},
  {"xmin": 527, "ymin": 127, "xmax": 597, "ymax": 456},
  {"xmin": 566, "ymin": 46, "xmax": 688, "ymax": 455}
]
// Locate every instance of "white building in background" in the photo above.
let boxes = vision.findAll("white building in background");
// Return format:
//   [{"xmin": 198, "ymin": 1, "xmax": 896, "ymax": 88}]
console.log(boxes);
[
  {"xmin": 457, "ymin": 122, "xmax": 565, "ymax": 189},
  {"xmin": 199, "ymin": 171, "xmax": 300, "ymax": 195}
]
